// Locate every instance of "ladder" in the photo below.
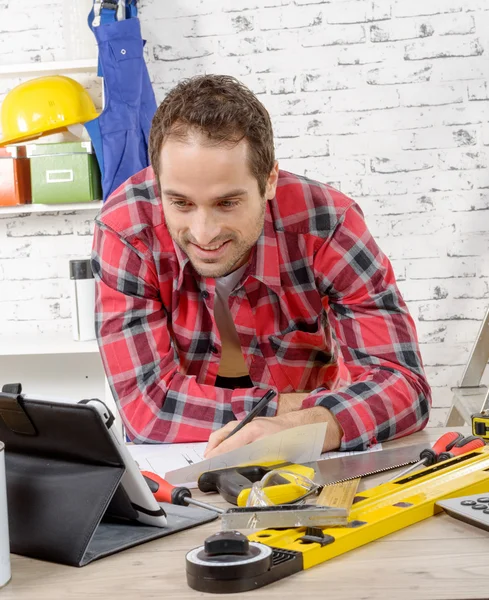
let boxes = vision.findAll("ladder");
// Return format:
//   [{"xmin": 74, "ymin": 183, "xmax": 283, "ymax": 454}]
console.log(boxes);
[{"xmin": 446, "ymin": 306, "xmax": 489, "ymax": 425}]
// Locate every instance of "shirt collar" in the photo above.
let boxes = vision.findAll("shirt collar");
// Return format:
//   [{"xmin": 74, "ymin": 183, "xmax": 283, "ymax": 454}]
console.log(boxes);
[
  {"xmin": 248, "ymin": 200, "xmax": 281, "ymax": 293},
  {"xmin": 174, "ymin": 242, "xmax": 190, "ymax": 290},
  {"xmin": 174, "ymin": 200, "xmax": 281, "ymax": 293}
]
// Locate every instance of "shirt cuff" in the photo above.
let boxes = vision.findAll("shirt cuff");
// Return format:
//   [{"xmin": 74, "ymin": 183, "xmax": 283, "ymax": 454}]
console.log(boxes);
[{"xmin": 301, "ymin": 388, "xmax": 377, "ymax": 451}]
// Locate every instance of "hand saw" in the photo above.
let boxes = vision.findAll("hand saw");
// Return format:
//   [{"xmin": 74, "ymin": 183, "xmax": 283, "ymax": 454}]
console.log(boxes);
[
  {"xmin": 202, "ymin": 443, "xmax": 429, "ymax": 508},
  {"xmin": 306, "ymin": 442, "xmax": 429, "ymax": 486},
  {"xmin": 186, "ymin": 445, "xmax": 489, "ymax": 594}
]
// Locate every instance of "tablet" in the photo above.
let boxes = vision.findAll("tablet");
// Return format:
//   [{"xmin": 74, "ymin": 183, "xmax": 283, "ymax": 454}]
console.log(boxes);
[{"xmin": 22, "ymin": 394, "xmax": 167, "ymax": 528}]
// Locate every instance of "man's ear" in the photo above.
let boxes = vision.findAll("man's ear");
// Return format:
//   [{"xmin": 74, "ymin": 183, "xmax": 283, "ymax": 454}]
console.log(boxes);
[{"xmin": 265, "ymin": 161, "xmax": 279, "ymax": 200}]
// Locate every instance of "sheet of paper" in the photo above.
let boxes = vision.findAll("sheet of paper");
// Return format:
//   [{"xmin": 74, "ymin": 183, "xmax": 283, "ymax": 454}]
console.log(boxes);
[
  {"xmin": 319, "ymin": 443, "xmax": 382, "ymax": 461},
  {"xmin": 129, "ymin": 442, "xmax": 208, "ymax": 478},
  {"xmin": 128, "ymin": 422, "xmax": 327, "ymax": 488}
]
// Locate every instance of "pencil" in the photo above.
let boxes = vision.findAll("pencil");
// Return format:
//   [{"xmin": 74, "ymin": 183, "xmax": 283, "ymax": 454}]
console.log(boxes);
[{"xmin": 222, "ymin": 389, "xmax": 277, "ymax": 441}]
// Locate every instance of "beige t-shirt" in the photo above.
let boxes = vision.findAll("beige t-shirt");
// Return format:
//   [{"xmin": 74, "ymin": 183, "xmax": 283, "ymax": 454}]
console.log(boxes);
[{"xmin": 214, "ymin": 264, "xmax": 250, "ymax": 378}]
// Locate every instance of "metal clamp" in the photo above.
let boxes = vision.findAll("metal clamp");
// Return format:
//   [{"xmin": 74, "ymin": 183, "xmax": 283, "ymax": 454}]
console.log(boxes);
[{"xmin": 299, "ymin": 527, "xmax": 335, "ymax": 547}]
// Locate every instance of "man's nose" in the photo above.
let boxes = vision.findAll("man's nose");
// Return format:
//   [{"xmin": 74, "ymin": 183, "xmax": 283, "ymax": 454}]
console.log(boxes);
[{"xmin": 189, "ymin": 212, "xmax": 221, "ymax": 247}]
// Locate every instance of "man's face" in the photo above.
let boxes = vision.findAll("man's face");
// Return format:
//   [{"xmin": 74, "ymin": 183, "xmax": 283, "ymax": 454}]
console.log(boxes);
[{"xmin": 159, "ymin": 131, "xmax": 278, "ymax": 278}]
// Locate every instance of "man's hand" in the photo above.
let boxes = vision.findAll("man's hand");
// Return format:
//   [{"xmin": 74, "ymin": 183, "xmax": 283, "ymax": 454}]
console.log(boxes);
[{"xmin": 204, "ymin": 406, "xmax": 343, "ymax": 459}]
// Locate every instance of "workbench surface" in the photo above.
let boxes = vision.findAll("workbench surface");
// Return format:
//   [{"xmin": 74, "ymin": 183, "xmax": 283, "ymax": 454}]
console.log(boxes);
[{"xmin": 4, "ymin": 426, "xmax": 488, "ymax": 600}]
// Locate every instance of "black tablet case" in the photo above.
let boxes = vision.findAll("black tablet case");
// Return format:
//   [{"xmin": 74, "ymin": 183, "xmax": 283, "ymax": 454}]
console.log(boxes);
[{"xmin": 0, "ymin": 386, "xmax": 217, "ymax": 567}]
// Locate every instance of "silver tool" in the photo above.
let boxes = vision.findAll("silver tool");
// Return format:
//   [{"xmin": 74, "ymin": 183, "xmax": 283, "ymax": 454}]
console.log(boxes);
[{"xmin": 220, "ymin": 503, "xmax": 348, "ymax": 530}]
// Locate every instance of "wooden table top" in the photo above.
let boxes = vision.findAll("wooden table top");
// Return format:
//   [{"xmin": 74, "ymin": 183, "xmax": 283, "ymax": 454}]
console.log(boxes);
[{"xmin": 4, "ymin": 426, "xmax": 489, "ymax": 600}]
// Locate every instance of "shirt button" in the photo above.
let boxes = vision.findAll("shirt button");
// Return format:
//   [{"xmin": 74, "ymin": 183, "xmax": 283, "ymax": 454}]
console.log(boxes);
[
  {"xmin": 201, "ymin": 290, "xmax": 209, "ymax": 299},
  {"xmin": 210, "ymin": 345, "xmax": 219, "ymax": 354}
]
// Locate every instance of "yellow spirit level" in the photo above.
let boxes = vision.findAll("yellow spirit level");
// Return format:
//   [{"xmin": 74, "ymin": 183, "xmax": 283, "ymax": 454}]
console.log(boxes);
[{"xmin": 186, "ymin": 446, "xmax": 489, "ymax": 594}]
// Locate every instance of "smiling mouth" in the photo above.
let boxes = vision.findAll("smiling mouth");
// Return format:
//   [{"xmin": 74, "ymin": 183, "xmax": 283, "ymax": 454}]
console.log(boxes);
[
  {"xmin": 194, "ymin": 241, "xmax": 228, "ymax": 251},
  {"xmin": 189, "ymin": 240, "xmax": 232, "ymax": 260}
]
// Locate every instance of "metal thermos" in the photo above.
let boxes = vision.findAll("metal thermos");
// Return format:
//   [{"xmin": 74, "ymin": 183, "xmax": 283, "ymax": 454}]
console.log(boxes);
[
  {"xmin": 69, "ymin": 259, "xmax": 96, "ymax": 341},
  {"xmin": 0, "ymin": 442, "xmax": 10, "ymax": 588}
]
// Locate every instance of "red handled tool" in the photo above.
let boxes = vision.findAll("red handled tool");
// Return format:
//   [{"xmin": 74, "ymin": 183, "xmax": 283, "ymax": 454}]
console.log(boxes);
[
  {"xmin": 141, "ymin": 471, "xmax": 224, "ymax": 514},
  {"xmin": 389, "ymin": 432, "xmax": 483, "ymax": 481},
  {"xmin": 436, "ymin": 435, "xmax": 485, "ymax": 462}
]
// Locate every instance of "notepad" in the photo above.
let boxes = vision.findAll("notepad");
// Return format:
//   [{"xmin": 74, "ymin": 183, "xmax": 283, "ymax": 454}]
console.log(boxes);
[{"xmin": 127, "ymin": 422, "xmax": 327, "ymax": 488}]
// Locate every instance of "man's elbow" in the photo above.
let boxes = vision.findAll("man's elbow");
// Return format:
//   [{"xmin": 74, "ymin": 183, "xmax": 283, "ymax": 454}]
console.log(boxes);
[
  {"xmin": 117, "ymin": 391, "xmax": 173, "ymax": 444},
  {"xmin": 417, "ymin": 391, "xmax": 431, "ymax": 431},
  {"xmin": 121, "ymin": 410, "xmax": 172, "ymax": 444},
  {"xmin": 409, "ymin": 371, "xmax": 432, "ymax": 432}
]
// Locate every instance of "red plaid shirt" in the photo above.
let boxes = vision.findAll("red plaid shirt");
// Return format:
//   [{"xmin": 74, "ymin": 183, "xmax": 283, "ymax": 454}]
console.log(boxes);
[{"xmin": 92, "ymin": 167, "xmax": 431, "ymax": 450}]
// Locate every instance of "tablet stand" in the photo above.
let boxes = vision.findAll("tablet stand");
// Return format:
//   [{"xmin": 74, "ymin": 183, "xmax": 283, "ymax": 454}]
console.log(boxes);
[{"xmin": 0, "ymin": 386, "xmax": 217, "ymax": 567}]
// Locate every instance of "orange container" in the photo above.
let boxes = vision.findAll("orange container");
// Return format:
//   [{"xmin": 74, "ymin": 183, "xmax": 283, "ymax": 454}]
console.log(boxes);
[{"xmin": 0, "ymin": 145, "xmax": 31, "ymax": 206}]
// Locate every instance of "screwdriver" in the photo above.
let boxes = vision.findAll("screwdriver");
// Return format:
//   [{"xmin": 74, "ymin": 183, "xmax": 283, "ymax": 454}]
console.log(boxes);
[
  {"xmin": 142, "ymin": 471, "xmax": 225, "ymax": 514},
  {"xmin": 389, "ymin": 432, "xmax": 464, "ymax": 481},
  {"xmin": 436, "ymin": 435, "xmax": 485, "ymax": 462}
]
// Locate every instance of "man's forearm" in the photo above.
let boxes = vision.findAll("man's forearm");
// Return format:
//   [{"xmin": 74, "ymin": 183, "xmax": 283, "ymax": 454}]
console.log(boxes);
[
  {"xmin": 276, "ymin": 392, "xmax": 310, "ymax": 415},
  {"xmin": 301, "ymin": 369, "xmax": 430, "ymax": 450},
  {"xmin": 278, "ymin": 406, "xmax": 344, "ymax": 452},
  {"xmin": 276, "ymin": 394, "xmax": 343, "ymax": 451}
]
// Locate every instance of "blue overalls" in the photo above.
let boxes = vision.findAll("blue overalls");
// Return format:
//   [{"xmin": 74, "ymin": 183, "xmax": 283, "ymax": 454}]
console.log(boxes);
[{"xmin": 85, "ymin": 1, "xmax": 157, "ymax": 201}]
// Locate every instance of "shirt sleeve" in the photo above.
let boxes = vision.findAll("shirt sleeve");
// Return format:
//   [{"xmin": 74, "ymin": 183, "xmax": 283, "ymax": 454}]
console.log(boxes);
[
  {"xmin": 91, "ymin": 223, "xmax": 277, "ymax": 444},
  {"xmin": 302, "ymin": 202, "xmax": 432, "ymax": 450}
]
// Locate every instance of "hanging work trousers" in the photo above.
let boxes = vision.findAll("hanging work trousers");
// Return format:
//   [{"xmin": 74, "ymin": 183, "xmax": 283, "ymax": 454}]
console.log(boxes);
[{"xmin": 85, "ymin": 17, "xmax": 157, "ymax": 201}]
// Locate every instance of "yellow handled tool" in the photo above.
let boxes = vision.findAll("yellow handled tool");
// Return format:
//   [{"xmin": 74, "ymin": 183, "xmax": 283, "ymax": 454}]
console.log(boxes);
[{"xmin": 197, "ymin": 461, "xmax": 316, "ymax": 506}]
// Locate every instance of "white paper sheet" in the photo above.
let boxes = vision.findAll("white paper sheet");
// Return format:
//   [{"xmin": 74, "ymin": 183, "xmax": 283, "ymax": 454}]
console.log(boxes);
[
  {"xmin": 319, "ymin": 443, "xmax": 382, "ymax": 460},
  {"xmin": 129, "ymin": 442, "xmax": 208, "ymax": 479},
  {"xmin": 127, "ymin": 422, "xmax": 327, "ymax": 488}
]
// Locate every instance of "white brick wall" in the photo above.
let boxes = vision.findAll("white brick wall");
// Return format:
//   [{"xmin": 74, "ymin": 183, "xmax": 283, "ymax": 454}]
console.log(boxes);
[{"xmin": 1, "ymin": 0, "xmax": 489, "ymax": 425}]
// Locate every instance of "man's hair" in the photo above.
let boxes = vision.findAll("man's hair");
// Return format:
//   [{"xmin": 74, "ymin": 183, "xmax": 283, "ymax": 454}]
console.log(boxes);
[{"xmin": 149, "ymin": 74, "xmax": 275, "ymax": 196}]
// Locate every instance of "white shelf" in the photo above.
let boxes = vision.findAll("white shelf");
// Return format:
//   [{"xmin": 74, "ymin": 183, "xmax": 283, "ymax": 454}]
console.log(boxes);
[
  {"xmin": 0, "ymin": 58, "xmax": 98, "ymax": 77},
  {"xmin": 0, "ymin": 201, "xmax": 102, "ymax": 216},
  {"xmin": 0, "ymin": 332, "xmax": 99, "ymax": 356}
]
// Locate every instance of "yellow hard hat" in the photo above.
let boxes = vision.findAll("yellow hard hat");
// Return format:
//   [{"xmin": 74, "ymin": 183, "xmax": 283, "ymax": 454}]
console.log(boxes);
[{"xmin": 0, "ymin": 75, "xmax": 99, "ymax": 146}]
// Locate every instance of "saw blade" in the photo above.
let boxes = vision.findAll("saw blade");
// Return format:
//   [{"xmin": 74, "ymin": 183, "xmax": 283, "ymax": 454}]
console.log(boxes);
[{"xmin": 306, "ymin": 442, "xmax": 429, "ymax": 486}]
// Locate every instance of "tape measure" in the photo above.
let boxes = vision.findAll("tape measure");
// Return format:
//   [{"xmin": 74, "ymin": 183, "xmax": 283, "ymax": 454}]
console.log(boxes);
[
  {"xmin": 472, "ymin": 410, "xmax": 489, "ymax": 441},
  {"xmin": 186, "ymin": 446, "xmax": 489, "ymax": 593}
]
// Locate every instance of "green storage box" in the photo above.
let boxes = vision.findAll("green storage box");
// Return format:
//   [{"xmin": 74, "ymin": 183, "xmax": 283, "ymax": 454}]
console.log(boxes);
[{"xmin": 26, "ymin": 141, "xmax": 102, "ymax": 204}]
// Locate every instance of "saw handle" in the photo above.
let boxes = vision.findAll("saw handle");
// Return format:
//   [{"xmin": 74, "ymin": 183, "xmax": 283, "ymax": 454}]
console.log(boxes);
[
  {"xmin": 198, "ymin": 463, "xmax": 316, "ymax": 506},
  {"xmin": 437, "ymin": 435, "xmax": 485, "ymax": 462},
  {"xmin": 198, "ymin": 466, "xmax": 266, "ymax": 505}
]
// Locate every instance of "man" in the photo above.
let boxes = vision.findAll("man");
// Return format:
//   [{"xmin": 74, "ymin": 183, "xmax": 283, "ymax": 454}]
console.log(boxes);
[{"xmin": 91, "ymin": 74, "xmax": 431, "ymax": 458}]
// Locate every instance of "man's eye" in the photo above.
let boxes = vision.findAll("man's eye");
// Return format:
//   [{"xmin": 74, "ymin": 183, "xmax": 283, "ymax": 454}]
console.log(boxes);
[
  {"xmin": 219, "ymin": 200, "xmax": 239, "ymax": 208},
  {"xmin": 170, "ymin": 200, "xmax": 190, "ymax": 209}
]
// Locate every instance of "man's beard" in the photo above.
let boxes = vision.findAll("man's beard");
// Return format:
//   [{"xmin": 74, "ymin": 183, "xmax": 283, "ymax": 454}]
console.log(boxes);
[
  {"xmin": 175, "ymin": 234, "xmax": 255, "ymax": 278},
  {"xmin": 167, "ymin": 201, "xmax": 266, "ymax": 278}
]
